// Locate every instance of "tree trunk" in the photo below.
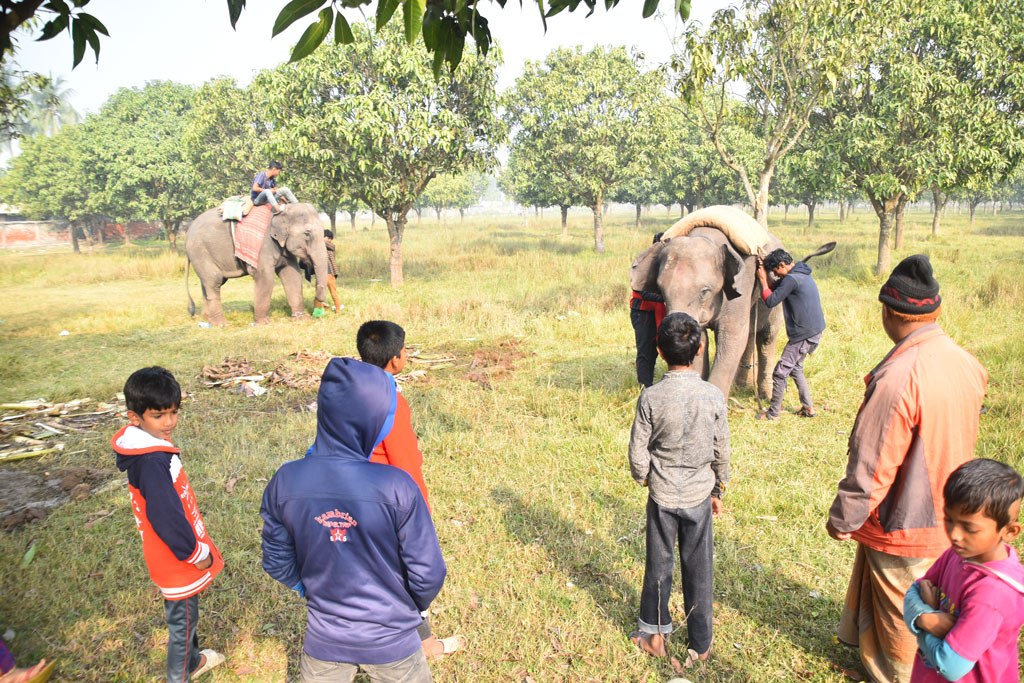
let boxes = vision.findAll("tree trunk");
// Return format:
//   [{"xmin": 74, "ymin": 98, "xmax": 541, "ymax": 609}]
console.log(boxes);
[
  {"xmin": 167, "ymin": 221, "xmax": 179, "ymax": 252},
  {"xmin": 603, "ymin": 202, "xmax": 609, "ymax": 216},
  {"xmin": 806, "ymin": 202, "xmax": 816, "ymax": 232},
  {"xmin": 122, "ymin": 223, "xmax": 131, "ymax": 247},
  {"xmin": 894, "ymin": 196, "xmax": 907, "ymax": 249},
  {"xmin": 969, "ymin": 201, "xmax": 978, "ymax": 227},
  {"xmin": 371, "ymin": 212, "xmax": 377, "ymax": 230},
  {"xmin": 635, "ymin": 203, "xmax": 642, "ymax": 230},
  {"xmin": 96, "ymin": 220, "xmax": 105, "ymax": 246},
  {"xmin": 328, "ymin": 212, "xmax": 337, "ymax": 233},
  {"xmin": 680, "ymin": 203, "xmax": 685, "ymax": 218},
  {"xmin": 435, "ymin": 207, "xmax": 442, "ymax": 226},
  {"xmin": 839, "ymin": 201, "xmax": 845, "ymax": 223},
  {"xmin": 666, "ymin": 205, "xmax": 672, "ymax": 217},
  {"xmin": 459, "ymin": 208, "xmax": 465, "ymax": 222},
  {"xmin": 592, "ymin": 191, "xmax": 605, "ymax": 254},
  {"xmin": 752, "ymin": 170, "xmax": 772, "ymax": 228},
  {"xmin": 560, "ymin": 205, "xmax": 569, "ymax": 238},
  {"xmin": 931, "ymin": 189, "xmax": 944, "ymax": 236},
  {"xmin": 350, "ymin": 211, "xmax": 357, "ymax": 232},
  {"xmin": 385, "ymin": 214, "xmax": 405, "ymax": 286},
  {"xmin": 534, "ymin": 205, "xmax": 539, "ymax": 217},
  {"xmin": 784, "ymin": 205, "xmax": 790, "ymax": 220},
  {"xmin": 870, "ymin": 194, "xmax": 900, "ymax": 276},
  {"xmin": 70, "ymin": 224, "xmax": 80, "ymax": 254}
]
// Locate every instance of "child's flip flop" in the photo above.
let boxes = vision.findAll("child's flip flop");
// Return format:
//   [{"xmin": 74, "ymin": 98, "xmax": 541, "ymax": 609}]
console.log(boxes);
[{"xmin": 191, "ymin": 650, "xmax": 225, "ymax": 679}]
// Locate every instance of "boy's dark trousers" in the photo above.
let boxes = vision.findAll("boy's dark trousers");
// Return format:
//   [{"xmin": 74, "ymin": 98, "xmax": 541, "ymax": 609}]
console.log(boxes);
[
  {"xmin": 638, "ymin": 495, "xmax": 714, "ymax": 654},
  {"xmin": 165, "ymin": 594, "xmax": 202, "ymax": 682},
  {"xmin": 630, "ymin": 303, "xmax": 658, "ymax": 387}
]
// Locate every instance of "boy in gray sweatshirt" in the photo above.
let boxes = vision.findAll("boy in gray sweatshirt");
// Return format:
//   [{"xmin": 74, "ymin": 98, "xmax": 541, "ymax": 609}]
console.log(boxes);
[{"xmin": 627, "ymin": 312, "xmax": 730, "ymax": 666}]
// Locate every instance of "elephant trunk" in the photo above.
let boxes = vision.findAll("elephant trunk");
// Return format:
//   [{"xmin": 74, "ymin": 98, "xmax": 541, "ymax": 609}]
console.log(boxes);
[{"xmin": 312, "ymin": 248, "xmax": 327, "ymax": 305}]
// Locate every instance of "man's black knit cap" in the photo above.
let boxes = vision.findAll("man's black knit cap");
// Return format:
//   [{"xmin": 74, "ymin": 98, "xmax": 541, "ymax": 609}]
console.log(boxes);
[{"xmin": 879, "ymin": 254, "xmax": 941, "ymax": 314}]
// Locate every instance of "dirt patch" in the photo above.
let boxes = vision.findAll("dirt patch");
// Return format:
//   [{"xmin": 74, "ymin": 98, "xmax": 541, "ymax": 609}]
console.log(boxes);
[
  {"xmin": 1, "ymin": 465, "xmax": 116, "ymax": 529},
  {"xmin": 466, "ymin": 339, "xmax": 533, "ymax": 388}
]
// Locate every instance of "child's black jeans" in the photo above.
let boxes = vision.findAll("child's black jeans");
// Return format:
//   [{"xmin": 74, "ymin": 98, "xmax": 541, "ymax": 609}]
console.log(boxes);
[{"xmin": 638, "ymin": 494, "xmax": 714, "ymax": 654}]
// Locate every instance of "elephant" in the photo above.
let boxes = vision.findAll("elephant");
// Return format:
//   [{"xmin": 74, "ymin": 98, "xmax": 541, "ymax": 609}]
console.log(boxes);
[
  {"xmin": 631, "ymin": 225, "xmax": 785, "ymax": 401},
  {"xmin": 185, "ymin": 203, "xmax": 328, "ymax": 325}
]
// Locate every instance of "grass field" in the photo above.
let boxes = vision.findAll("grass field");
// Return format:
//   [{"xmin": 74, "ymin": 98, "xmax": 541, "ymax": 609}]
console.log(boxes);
[{"xmin": 1, "ymin": 205, "xmax": 1022, "ymax": 682}]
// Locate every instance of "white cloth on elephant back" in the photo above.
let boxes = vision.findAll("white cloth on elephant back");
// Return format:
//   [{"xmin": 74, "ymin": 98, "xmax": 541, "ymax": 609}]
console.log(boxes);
[{"xmin": 660, "ymin": 206, "xmax": 770, "ymax": 257}]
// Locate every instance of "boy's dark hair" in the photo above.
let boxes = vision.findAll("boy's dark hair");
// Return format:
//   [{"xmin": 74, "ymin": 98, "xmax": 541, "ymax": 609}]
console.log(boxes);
[
  {"xmin": 764, "ymin": 249, "xmax": 793, "ymax": 272},
  {"xmin": 124, "ymin": 367, "xmax": 181, "ymax": 415},
  {"xmin": 656, "ymin": 313, "xmax": 702, "ymax": 366},
  {"xmin": 269, "ymin": 161, "xmax": 283, "ymax": 170},
  {"xmin": 356, "ymin": 320, "xmax": 406, "ymax": 369},
  {"xmin": 652, "ymin": 232, "xmax": 664, "ymax": 244},
  {"xmin": 944, "ymin": 458, "xmax": 1024, "ymax": 529},
  {"xmin": 324, "ymin": 229, "xmax": 334, "ymax": 240}
]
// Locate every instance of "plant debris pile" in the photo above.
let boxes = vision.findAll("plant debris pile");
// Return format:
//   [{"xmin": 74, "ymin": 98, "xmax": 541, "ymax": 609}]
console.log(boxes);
[{"xmin": 0, "ymin": 398, "xmax": 125, "ymax": 463}]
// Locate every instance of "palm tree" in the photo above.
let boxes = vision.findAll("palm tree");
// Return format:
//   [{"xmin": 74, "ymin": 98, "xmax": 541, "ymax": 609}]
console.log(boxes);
[{"xmin": 25, "ymin": 73, "xmax": 79, "ymax": 137}]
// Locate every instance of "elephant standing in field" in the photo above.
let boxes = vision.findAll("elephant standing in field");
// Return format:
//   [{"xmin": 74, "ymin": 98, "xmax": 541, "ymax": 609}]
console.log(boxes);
[
  {"xmin": 185, "ymin": 203, "xmax": 328, "ymax": 325},
  {"xmin": 630, "ymin": 221, "xmax": 784, "ymax": 401}
]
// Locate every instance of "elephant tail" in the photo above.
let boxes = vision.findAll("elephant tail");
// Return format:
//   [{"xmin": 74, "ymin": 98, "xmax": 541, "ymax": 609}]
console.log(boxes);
[
  {"xmin": 801, "ymin": 241, "xmax": 836, "ymax": 262},
  {"xmin": 186, "ymin": 255, "xmax": 196, "ymax": 317}
]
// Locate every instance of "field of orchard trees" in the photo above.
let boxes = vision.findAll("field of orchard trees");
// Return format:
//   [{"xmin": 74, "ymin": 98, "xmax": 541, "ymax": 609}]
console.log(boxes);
[{"xmin": 2, "ymin": 0, "xmax": 1023, "ymax": 288}]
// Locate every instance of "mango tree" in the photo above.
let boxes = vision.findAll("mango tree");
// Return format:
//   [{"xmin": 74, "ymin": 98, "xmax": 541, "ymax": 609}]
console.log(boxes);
[
  {"xmin": 503, "ymin": 46, "xmax": 663, "ymax": 253},
  {"xmin": 261, "ymin": 23, "xmax": 503, "ymax": 286}
]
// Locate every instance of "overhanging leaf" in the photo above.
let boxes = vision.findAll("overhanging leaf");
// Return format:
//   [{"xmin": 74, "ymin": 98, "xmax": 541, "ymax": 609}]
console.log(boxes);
[
  {"xmin": 273, "ymin": 0, "xmax": 326, "ymax": 38},
  {"xmin": 335, "ymin": 13, "xmax": 355, "ymax": 44},
  {"xmin": 642, "ymin": 0, "xmax": 659, "ymax": 19},
  {"xmin": 404, "ymin": 0, "xmax": 427, "ymax": 44},
  {"xmin": 77, "ymin": 12, "xmax": 109, "ymax": 36},
  {"xmin": 36, "ymin": 14, "xmax": 69, "ymax": 41},
  {"xmin": 289, "ymin": 8, "xmax": 333, "ymax": 61},
  {"xmin": 71, "ymin": 19, "xmax": 86, "ymax": 67},
  {"xmin": 227, "ymin": 0, "xmax": 246, "ymax": 27},
  {"xmin": 376, "ymin": 0, "xmax": 401, "ymax": 30}
]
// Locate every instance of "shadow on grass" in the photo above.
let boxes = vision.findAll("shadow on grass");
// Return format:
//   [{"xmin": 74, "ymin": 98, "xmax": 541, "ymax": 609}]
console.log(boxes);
[{"xmin": 492, "ymin": 487, "xmax": 639, "ymax": 630}]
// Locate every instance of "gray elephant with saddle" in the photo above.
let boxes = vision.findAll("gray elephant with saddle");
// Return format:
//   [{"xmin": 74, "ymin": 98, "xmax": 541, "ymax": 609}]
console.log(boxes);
[
  {"xmin": 185, "ymin": 196, "xmax": 328, "ymax": 326},
  {"xmin": 630, "ymin": 206, "xmax": 834, "ymax": 401}
]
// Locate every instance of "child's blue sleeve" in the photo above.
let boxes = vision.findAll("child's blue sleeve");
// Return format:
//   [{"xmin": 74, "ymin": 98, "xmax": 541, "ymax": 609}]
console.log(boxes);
[
  {"xmin": 903, "ymin": 582, "xmax": 937, "ymax": 634},
  {"xmin": 918, "ymin": 633, "xmax": 975, "ymax": 682},
  {"xmin": 259, "ymin": 474, "xmax": 301, "ymax": 589}
]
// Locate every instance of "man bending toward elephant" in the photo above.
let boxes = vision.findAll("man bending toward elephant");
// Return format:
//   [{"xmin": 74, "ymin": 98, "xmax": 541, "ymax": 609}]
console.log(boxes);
[
  {"xmin": 251, "ymin": 161, "xmax": 298, "ymax": 215},
  {"xmin": 755, "ymin": 248, "xmax": 826, "ymax": 420}
]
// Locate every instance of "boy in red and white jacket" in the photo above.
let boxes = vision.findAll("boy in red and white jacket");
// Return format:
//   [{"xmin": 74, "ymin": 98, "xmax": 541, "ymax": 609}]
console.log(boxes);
[{"xmin": 112, "ymin": 367, "xmax": 225, "ymax": 682}]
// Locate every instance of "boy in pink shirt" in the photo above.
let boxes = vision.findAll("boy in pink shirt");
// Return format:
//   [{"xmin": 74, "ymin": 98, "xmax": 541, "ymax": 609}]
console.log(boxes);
[{"xmin": 903, "ymin": 458, "xmax": 1024, "ymax": 682}]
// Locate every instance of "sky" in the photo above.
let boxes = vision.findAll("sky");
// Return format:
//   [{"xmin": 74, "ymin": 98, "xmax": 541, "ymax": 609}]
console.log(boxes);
[{"xmin": 11, "ymin": 0, "xmax": 726, "ymax": 117}]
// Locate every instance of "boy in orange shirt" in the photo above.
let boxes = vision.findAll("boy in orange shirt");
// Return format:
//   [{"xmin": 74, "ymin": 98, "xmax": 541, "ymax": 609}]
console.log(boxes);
[{"xmin": 356, "ymin": 321, "xmax": 461, "ymax": 659}]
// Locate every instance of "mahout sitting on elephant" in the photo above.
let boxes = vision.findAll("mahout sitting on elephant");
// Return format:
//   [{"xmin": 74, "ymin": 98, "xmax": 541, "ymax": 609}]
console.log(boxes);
[{"xmin": 185, "ymin": 202, "xmax": 328, "ymax": 326}]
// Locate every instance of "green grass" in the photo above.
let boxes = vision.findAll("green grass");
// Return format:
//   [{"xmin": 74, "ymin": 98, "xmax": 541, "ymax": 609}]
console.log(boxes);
[{"xmin": 1, "ymin": 206, "xmax": 1022, "ymax": 681}]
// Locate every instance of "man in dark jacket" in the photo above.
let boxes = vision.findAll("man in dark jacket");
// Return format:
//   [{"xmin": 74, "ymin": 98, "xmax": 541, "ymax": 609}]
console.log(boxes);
[
  {"xmin": 260, "ymin": 357, "xmax": 446, "ymax": 682},
  {"xmin": 755, "ymin": 248, "xmax": 826, "ymax": 420}
]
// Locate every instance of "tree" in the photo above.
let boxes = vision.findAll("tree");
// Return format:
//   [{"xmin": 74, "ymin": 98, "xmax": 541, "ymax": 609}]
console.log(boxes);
[
  {"xmin": 823, "ymin": 0, "xmax": 1024, "ymax": 274},
  {"xmin": 183, "ymin": 77, "xmax": 270, "ymax": 205},
  {"xmin": 775, "ymin": 131, "xmax": 844, "ymax": 231},
  {"xmin": 504, "ymin": 46, "xmax": 663, "ymax": 253},
  {"xmin": 24, "ymin": 72, "xmax": 78, "ymax": 136},
  {"xmin": 261, "ymin": 24, "xmax": 503, "ymax": 285},
  {"xmin": 87, "ymin": 81, "xmax": 204, "ymax": 250},
  {"xmin": 500, "ymin": 135, "xmax": 582, "ymax": 237},
  {"xmin": 673, "ymin": 0, "xmax": 889, "ymax": 227}
]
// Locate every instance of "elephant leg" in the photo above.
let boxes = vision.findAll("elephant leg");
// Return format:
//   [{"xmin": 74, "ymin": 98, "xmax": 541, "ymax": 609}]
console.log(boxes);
[
  {"xmin": 252, "ymin": 267, "xmax": 276, "ymax": 325},
  {"xmin": 200, "ymin": 278, "xmax": 228, "ymax": 326},
  {"xmin": 756, "ymin": 306, "xmax": 783, "ymax": 401},
  {"xmin": 276, "ymin": 265, "xmax": 308, "ymax": 319},
  {"xmin": 707, "ymin": 321, "xmax": 748, "ymax": 401},
  {"xmin": 736, "ymin": 306, "xmax": 757, "ymax": 388}
]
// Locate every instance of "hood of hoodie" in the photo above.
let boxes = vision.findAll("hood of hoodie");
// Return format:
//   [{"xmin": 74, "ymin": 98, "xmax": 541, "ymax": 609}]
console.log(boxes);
[
  {"xmin": 791, "ymin": 261, "xmax": 812, "ymax": 276},
  {"xmin": 308, "ymin": 357, "xmax": 396, "ymax": 460},
  {"xmin": 966, "ymin": 545, "xmax": 1024, "ymax": 596},
  {"xmin": 112, "ymin": 424, "xmax": 179, "ymax": 471}
]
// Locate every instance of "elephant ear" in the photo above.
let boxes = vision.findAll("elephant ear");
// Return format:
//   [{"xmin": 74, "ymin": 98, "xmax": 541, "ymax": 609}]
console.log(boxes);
[
  {"xmin": 630, "ymin": 242, "xmax": 664, "ymax": 293},
  {"xmin": 721, "ymin": 242, "xmax": 745, "ymax": 300},
  {"xmin": 269, "ymin": 218, "xmax": 288, "ymax": 250}
]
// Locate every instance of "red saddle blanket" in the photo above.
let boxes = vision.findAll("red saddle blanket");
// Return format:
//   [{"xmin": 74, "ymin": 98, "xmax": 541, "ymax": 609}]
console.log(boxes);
[{"xmin": 234, "ymin": 204, "xmax": 273, "ymax": 268}]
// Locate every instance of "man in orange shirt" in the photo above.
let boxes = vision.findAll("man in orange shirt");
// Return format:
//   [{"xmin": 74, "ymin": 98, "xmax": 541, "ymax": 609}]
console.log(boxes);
[
  {"xmin": 356, "ymin": 320, "xmax": 462, "ymax": 660},
  {"xmin": 826, "ymin": 255, "xmax": 988, "ymax": 683}
]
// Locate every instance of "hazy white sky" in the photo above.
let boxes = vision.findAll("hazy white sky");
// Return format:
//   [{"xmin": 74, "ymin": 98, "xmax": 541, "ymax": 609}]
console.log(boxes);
[{"xmin": 12, "ymin": 0, "xmax": 726, "ymax": 116}]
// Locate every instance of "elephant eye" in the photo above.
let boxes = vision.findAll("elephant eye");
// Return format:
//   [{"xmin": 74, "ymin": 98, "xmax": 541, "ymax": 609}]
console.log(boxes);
[{"xmin": 699, "ymin": 288, "xmax": 712, "ymax": 302}]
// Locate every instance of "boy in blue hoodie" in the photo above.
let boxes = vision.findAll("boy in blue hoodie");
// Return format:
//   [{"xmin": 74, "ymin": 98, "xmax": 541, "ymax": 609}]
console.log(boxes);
[
  {"xmin": 755, "ymin": 248, "xmax": 826, "ymax": 420},
  {"xmin": 260, "ymin": 358, "xmax": 446, "ymax": 682}
]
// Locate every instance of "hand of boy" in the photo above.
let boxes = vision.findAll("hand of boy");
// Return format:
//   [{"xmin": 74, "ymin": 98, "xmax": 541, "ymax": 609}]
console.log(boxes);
[
  {"xmin": 711, "ymin": 497, "xmax": 724, "ymax": 518},
  {"xmin": 195, "ymin": 555, "xmax": 213, "ymax": 571},
  {"xmin": 916, "ymin": 610, "xmax": 956, "ymax": 639},
  {"xmin": 826, "ymin": 518, "xmax": 852, "ymax": 541},
  {"xmin": 919, "ymin": 578, "xmax": 939, "ymax": 609}
]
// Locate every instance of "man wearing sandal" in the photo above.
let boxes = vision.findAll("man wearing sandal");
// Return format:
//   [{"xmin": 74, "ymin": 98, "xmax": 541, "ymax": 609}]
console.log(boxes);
[{"xmin": 755, "ymin": 248, "xmax": 826, "ymax": 421}]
